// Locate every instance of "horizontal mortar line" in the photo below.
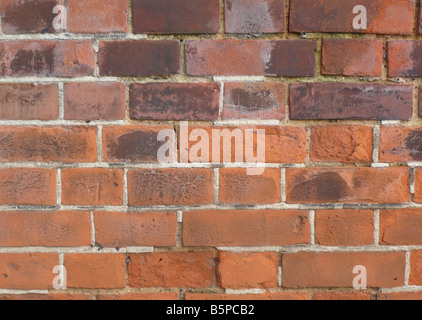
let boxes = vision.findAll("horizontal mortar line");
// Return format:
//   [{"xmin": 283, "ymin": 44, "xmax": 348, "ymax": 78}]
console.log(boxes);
[
  {"xmin": 379, "ymin": 286, "xmax": 422, "ymax": 294},
  {"xmin": 213, "ymin": 76, "xmax": 266, "ymax": 82},
  {"xmin": 213, "ymin": 120, "xmax": 282, "ymax": 126},
  {"xmin": 0, "ymin": 77, "xmax": 121, "ymax": 83},
  {"xmin": 216, "ymin": 245, "xmax": 422, "ymax": 253},
  {"xmin": 0, "ymin": 34, "xmax": 148, "ymax": 40},
  {"xmin": 225, "ymin": 289, "xmax": 266, "ymax": 295},
  {"xmin": 0, "ymin": 247, "xmax": 154, "ymax": 254},
  {"xmin": 0, "ymin": 120, "xmax": 126, "ymax": 126},
  {"xmin": 0, "ymin": 289, "xmax": 48, "ymax": 295}
]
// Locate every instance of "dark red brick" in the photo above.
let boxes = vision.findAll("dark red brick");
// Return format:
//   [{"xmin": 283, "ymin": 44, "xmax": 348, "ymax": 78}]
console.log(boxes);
[
  {"xmin": 388, "ymin": 41, "xmax": 422, "ymax": 77},
  {"xmin": 290, "ymin": 0, "xmax": 415, "ymax": 35},
  {"xmin": 130, "ymin": 83, "xmax": 220, "ymax": 121},
  {"xmin": 185, "ymin": 40, "xmax": 317, "ymax": 76},
  {"xmin": 99, "ymin": 41, "xmax": 180, "ymax": 77},
  {"xmin": 225, "ymin": 0, "xmax": 285, "ymax": 34},
  {"xmin": 289, "ymin": 83, "xmax": 413, "ymax": 120},
  {"xmin": 133, "ymin": 0, "xmax": 220, "ymax": 34}
]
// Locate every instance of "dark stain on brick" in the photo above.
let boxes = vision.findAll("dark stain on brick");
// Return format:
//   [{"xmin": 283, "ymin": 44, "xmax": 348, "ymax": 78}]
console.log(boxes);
[
  {"xmin": 410, "ymin": 42, "xmax": 422, "ymax": 77},
  {"xmin": 265, "ymin": 41, "xmax": 316, "ymax": 76},
  {"xmin": 405, "ymin": 130, "xmax": 422, "ymax": 161},
  {"xmin": 289, "ymin": 172, "xmax": 350, "ymax": 203},
  {"xmin": 107, "ymin": 131, "xmax": 163, "ymax": 162},
  {"xmin": 2, "ymin": 0, "xmax": 59, "ymax": 34},
  {"xmin": 10, "ymin": 47, "xmax": 55, "ymax": 76},
  {"xmin": 229, "ymin": 88, "xmax": 276, "ymax": 112}
]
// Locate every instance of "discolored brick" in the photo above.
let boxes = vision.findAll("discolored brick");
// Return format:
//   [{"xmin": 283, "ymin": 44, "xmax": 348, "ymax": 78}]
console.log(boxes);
[
  {"xmin": 379, "ymin": 127, "xmax": 422, "ymax": 162},
  {"xmin": 388, "ymin": 41, "xmax": 422, "ymax": 77}
]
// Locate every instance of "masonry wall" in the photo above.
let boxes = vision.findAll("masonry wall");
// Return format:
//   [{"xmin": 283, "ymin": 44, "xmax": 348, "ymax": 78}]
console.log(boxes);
[{"xmin": 0, "ymin": 0, "xmax": 422, "ymax": 300}]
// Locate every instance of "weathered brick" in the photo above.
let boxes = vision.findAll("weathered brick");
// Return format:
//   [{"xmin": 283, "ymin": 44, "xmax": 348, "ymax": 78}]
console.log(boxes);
[
  {"xmin": 219, "ymin": 168, "xmax": 281, "ymax": 204},
  {"xmin": 216, "ymin": 252, "xmax": 279, "ymax": 289},
  {"xmin": 290, "ymin": 0, "xmax": 415, "ymax": 35},
  {"xmin": 94, "ymin": 211, "xmax": 177, "ymax": 247},
  {"xmin": 132, "ymin": 0, "xmax": 220, "ymax": 34},
  {"xmin": 129, "ymin": 251, "xmax": 214, "ymax": 288},
  {"xmin": 225, "ymin": 0, "xmax": 285, "ymax": 34},
  {"xmin": 181, "ymin": 126, "xmax": 306, "ymax": 164},
  {"xmin": 410, "ymin": 251, "xmax": 422, "ymax": 285},
  {"xmin": 61, "ymin": 169, "xmax": 123, "ymax": 206},
  {"xmin": 97, "ymin": 293, "xmax": 179, "ymax": 300},
  {"xmin": 310, "ymin": 125, "xmax": 373, "ymax": 163},
  {"xmin": 0, "ymin": 83, "xmax": 58, "ymax": 120},
  {"xmin": 415, "ymin": 170, "xmax": 422, "ymax": 203},
  {"xmin": 322, "ymin": 39, "xmax": 383, "ymax": 77},
  {"xmin": 183, "ymin": 210, "xmax": 310, "ymax": 247},
  {"xmin": 388, "ymin": 41, "xmax": 422, "ymax": 77},
  {"xmin": 223, "ymin": 82, "xmax": 286, "ymax": 120},
  {"xmin": 377, "ymin": 292, "xmax": 422, "ymax": 300},
  {"xmin": 379, "ymin": 127, "xmax": 422, "ymax": 162},
  {"xmin": 0, "ymin": 126, "xmax": 97, "ymax": 162},
  {"xmin": 99, "ymin": 41, "xmax": 180, "ymax": 77},
  {"xmin": 102, "ymin": 125, "xmax": 175, "ymax": 163},
  {"xmin": 0, "ymin": 211, "xmax": 91, "ymax": 247},
  {"xmin": 64, "ymin": 83, "xmax": 126, "ymax": 120},
  {"xmin": 0, "ymin": 294, "xmax": 93, "ymax": 300},
  {"xmin": 65, "ymin": 254, "xmax": 127, "ymax": 289},
  {"xmin": 290, "ymin": 83, "xmax": 413, "ymax": 120},
  {"xmin": 0, "ymin": 0, "xmax": 61, "ymax": 34},
  {"xmin": 380, "ymin": 209, "xmax": 422, "ymax": 245},
  {"xmin": 185, "ymin": 40, "xmax": 317, "ymax": 76},
  {"xmin": 67, "ymin": 0, "xmax": 128, "ymax": 33},
  {"xmin": 185, "ymin": 292, "xmax": 309, "ymax": 300},
  {"xmin": 130, "ymin": 83, "xmax": 220, "ymax": 121},
  {"xmin": 313, "ymin": 292, "xmax": 372, "ymax": 300},
  {"xmin": 0, "ymin": 41, "xmax": 95, "ymax": 77},
  {"xmin": 315, "ymin": 210, "xmax": 374, "ymax": 246},
  {"xmin": 0, "ymin": 168, "xmax": 56, "ymax": 205},
  {"xmin": 286, "ymin": 167, "xmax": 410, "ymax": 204},
  {"xmin": 128, "ymin": 169, "xmax": 214, "ymax": 206},
  {"xmin": 0, "ymin": 253, "xmax": 58, "ymax": 289},
  {"xmin": 283, "ymin": 252, "xmax": 406, "ymax": 288}
]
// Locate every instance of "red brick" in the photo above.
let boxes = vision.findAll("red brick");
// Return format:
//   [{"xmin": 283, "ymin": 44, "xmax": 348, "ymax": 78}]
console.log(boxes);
[
  {"xmin": 286, "ymin": 167, "xmax": 410, "ymax": 204},
  {"xmin": 410, "ymin": 251, "xmax": 422, "ymax": 285},
  {"xmin": 99, "ymin": 41, "xmax": 180, "ymax": 77},
  {"xmin": 0, "ymin": 0, "xmax": 61, "ymax": 34},
  {"xmin": 183, "ymin": 210, "xmax": 310, "ymax": 247},
  {"xmin": 185, "ymin": 40, "xmax": 317, "ymax": 76},
  {"xmin": 0, "ymin": 168, "xmax": 56, "ymax": 205},
  {"xmin": 388, "ymin": 41, "xmax": 422, "ymax": 77},
  {"xmin": 0, "ymin": 211, "xmax": 91, "ymax": 247},
  {"xmin": 0, "ymin": 83, "xmax": 58, "ymax": 120},
  {"xmin": 186, "ymin": 292, "xmax": 308, "ymax": 300},
  {"xmin": 0, "ymin": 253, "xmax": 58, "ymax": 289},
  {"xmin": 290, "ymin": 83, "xmax": 413, "ymax": 120},
  {"xmin": 377, "ymin": 292, "xmax": 422, "ymax": 300},
  {"xmin": 0, "ymin": 40, "xmax": 95, "ymax": 77},
  {"xmin": 379, "ymin": 127, "xmax": 422, "ymax": 162},
  {"xmin": 0, "ymin": 126, "xmax": 97, "ymax": 163},
  {"xmin": 290, "ymin": 0, "xmax": 415, "ymax": 35},
  {"xmin": 65, "ymin": 254, "xmax": 126, "ymax": 289},
  {"xmin": 128, "ymin": 169, "xmax": 214, "ymax": 206},
  {"xmin": 216, "ymin": 252, "xmax": 279, "ymax": 289},
  {"xmin": 94, "ymin": 211, "xmax": 177, "ymax": 247},
  {"xmin": 61, "ymin": 169, "xmax": 123, "ymax": 206},
  {"xmin": 133, "ymin": 0, "xmax": 220, "ymax": 34},
  {"xmin": 0, "ymin": 294, "xmax": 93, "ymax": 300},
  {"xmin": 225, "ymin": 0, "xmax": 285, "ymax": 34},
  {"xmin": 315, "ymin": 210, "xmax": 374, "ymax": 246},
  {"xmin": 64, "ymin": 83, "xmax": 126, "ymax": 120},
  {"xmin": 322, "ymin": 39, "xmax": 383, "ymax": 77},
  {"xmin": 380, "ymin": 209, "xmax": 422, "ymax": 245},
  {"xmin": 67, "ymin": 0, "xmax": 128, "ymax": 33},
  {"xmin": 219, "ymin": 168, "xmax": 281, "ymax": 205},
  {"xmin": 102, "ymin": 125, "xmax": 175, "ymax": 163},
  {"xmin": 313, "ymin": 292, "xmax": 372, "ymax": 300},
  {"xmin": 129, "ymin": 251, "xmax": 214, "ymax": 288},
  {"xmin": 181, "ymin": 126, "xmax": 306, "ymax": 164},
  {"xmin": 310, "ymin": 125, "xmax": 373, "ymax": 163},
  {"xmin": 223, "ymin": 82, "xmax": 286, "ymax": 120},
  {"xmin": 415, "ymin": 170, "xmax": 422, "ymax": 203},
  {"xmin": 97, "ymin": 293, "xmax": 179, "ymax": 300},
  {"xmin": 283, "ymin": 252, "xmax": 406, "ymax": 288},
  {"xmin": 130, "ymin": 83, "xmax": 220, "ymax": 121}
]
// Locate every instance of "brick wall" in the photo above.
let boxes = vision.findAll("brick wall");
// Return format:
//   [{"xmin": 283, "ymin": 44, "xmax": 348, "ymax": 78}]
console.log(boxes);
[{"xmin": 0, "ymin": 0, "xmax": 422, "ymax": 301}]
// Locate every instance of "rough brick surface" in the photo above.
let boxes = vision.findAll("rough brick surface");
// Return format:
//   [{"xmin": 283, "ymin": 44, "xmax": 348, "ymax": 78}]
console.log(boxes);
[
  {"xmin": 290, "ymin": 84, "xmax": 413, "ymax": 120},
  {"xmin": 388, "ymin": 41, "xmax": 422, "ymax": 77},
  {"xmin": 290, "ymin": 0, "xmax": 415, "ymax": 35},
  {"xmin": 410, "ymin": 251, "xmax": 422, "ymax": 285},
  {"xmin": 225, "ymin": 0, "xmax": 285, "ymax": 34},
  {"xmin": 133, "ymin": 0, "xmax": 220, "ymax": 34},
  {"xmin": 185, "ymin": 293, "xmax": 309, "ymax": 300},
  {"xmin": 322, "ymin": 39, "xmax": 383, "ymax": 77},
  {"xmin": 380, "ymin": 127, "xmax": 422, "ymax": 162},
  {"xmin": 380, "ymin": 209, "xmax": 422, "ymax": 245}
]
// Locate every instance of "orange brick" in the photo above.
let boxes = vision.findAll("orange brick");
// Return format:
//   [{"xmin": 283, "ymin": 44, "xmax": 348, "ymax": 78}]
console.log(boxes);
[
  {"xmin": 97, "ymin": 293, "xmax": 179, "ymax": 300},
  {"xmin": 313, "ymin": 292, "xmax": 372, "ymax": 300},
  {"xmin": 186, "ymin": 292, "xmax": 308, "ymax": 300},
  {"xmin": 380, "ymin": 127, "xmax": 422, "ymax": 162},
  {"xmin": 380, "ymin": 209, "xmax": 422, "ymax": 245},
  {"xmin": 410, "ymin": 251, "xmax": 422, "ymax": 286}
]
